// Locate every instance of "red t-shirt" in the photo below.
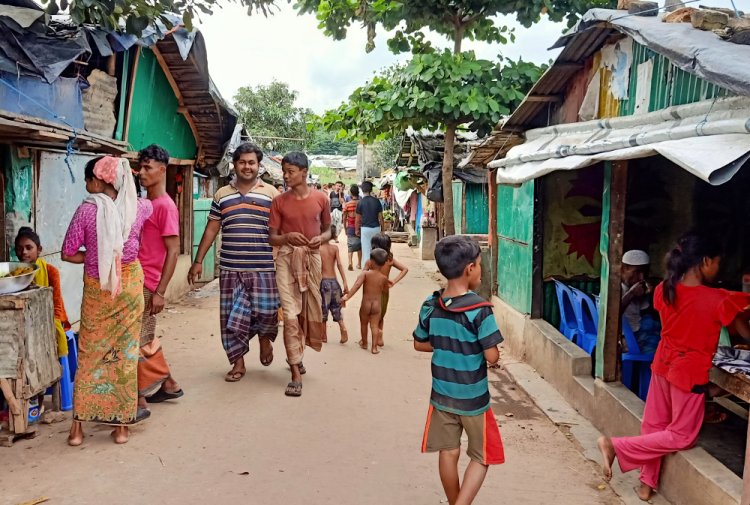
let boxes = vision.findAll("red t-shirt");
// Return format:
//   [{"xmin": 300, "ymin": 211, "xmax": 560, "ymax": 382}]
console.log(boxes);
[
  {"xmin": 138, "ymin": 194, "xmax": 180, "ymax": 292},
  {"xmin": 652, "ymin": 282, "xmax": 750, "ymax": 392},
  {"xmin": 269, "ymin": 190, "xmax": 332, "ymax": 240}
]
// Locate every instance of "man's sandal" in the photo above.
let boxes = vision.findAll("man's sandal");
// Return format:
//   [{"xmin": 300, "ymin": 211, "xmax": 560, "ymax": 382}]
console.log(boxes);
[{"xmin": 285, "ymin": 381, "xmax": 302, "ymax": 397}]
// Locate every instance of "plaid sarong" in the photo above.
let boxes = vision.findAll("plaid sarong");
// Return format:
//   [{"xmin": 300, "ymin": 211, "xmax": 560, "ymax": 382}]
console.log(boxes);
[{"xmin": 220, "ymin": 270, "xmax": 280, "ymax": 365}]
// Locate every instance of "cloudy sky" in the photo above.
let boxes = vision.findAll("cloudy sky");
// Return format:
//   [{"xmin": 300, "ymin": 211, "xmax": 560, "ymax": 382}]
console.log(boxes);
[{"xmin": 197, "ymin": 1, "xmax": 740, "ymax": 114}]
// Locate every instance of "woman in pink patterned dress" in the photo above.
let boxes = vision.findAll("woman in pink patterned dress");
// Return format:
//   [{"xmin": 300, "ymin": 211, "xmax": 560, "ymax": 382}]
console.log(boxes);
[{"xmin": 62, "ymin": 156, "xmax": 152, "ymax": 445}]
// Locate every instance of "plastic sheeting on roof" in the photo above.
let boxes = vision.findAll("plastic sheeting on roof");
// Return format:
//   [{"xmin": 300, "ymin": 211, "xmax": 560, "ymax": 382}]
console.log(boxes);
[
  {"xmin": 488, "ymin": 96, "xmax": 750, "ymax": 186},
  {"xmin": 0, "ymin": 12, "xmax": 197, "ymax": 83},
  {"xmin": 557, "ymin": 9, "xmax": 750, "ymax": 97}
]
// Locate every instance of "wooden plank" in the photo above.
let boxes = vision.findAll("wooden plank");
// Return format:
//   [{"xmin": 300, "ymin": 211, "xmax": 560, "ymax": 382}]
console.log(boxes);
[
  {"xmin": 744, "ymin": 407, "xmax": 750, "ymax": 505},
  {"xmin": 531, "ymin": 177, "xmax": 545, "ymax": 319},
  {"xmin": 0, "ymin": 111, "xmax": 128, "ymax": 148},
  {"xmin": 601, "ymin": 161, "xmax": 628, "ymax": 382},
  {"xmin": 709, "ymin": 367, "xmax": 750, "ymax": 402},
  {"xmin": 123, "ymin": 46, "xmax": 141, "ymax": 143},
  {"xmin": 525, "ymin": 95, "xmax": 562, "ymax": 103},
  {"xmin": 0, "ymin": 378, "xmax": 21, "ymax": 415},
  {"xmin": 487, "ymin": 172, "xmax": 497, "ymax": 293}
]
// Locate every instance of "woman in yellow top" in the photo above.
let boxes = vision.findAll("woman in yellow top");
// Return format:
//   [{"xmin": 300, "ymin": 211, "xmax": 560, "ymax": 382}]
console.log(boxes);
[{"xmin": 15, "ymin": 227, "xmax": 71, "ymax": 356}]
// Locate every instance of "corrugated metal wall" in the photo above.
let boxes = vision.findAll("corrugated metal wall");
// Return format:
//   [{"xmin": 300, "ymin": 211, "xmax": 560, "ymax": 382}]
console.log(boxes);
[
  {"xmin": 465, "ymin": 183, "xmax": 489, "ymax": 234},
  {"xmin": 128, "ymin": 48, "xmax": 197, "ymax": 159},
  {"xmin": 497, "ymin": 182, "xmax": 534, "ymax": 313},
  {"xmin": 620, "ymin": 41, "xmax": 732, "ymax": 117},
  {"xmin": 452, "ymin": 181, "xmax": 464, "ymax": 235}
]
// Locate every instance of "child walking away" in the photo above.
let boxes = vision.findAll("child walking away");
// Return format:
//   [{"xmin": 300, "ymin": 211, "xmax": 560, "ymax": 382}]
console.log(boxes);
[
  {"xmin": 414, "ymin": 236, "xmax": 505, "ymax": 505},
  {"xmin": 370, "ymin": 233, "xmax": 408, "ymax": 347},
  {"xmin": 342, "ymin": 248, "xmax": 390, "ymax": 354},
  {"xmin": 598, "ymin": 231, "xmax": 750, "ymax": 502},
  {"xmin": 320, "ymin": 226, "xmax": 350, "ymax": 344}
]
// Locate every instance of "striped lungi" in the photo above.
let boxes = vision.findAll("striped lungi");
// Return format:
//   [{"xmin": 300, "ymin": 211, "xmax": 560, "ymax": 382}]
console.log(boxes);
[{"xmin": 219, "ymin": 270, "xmax": 280, "ymax": 365}]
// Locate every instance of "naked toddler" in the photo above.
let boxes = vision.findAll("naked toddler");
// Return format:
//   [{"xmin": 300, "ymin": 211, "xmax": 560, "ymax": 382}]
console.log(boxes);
[{"xmin": 342, "ymin": 248, "xmax": 390, "ymax": 354}]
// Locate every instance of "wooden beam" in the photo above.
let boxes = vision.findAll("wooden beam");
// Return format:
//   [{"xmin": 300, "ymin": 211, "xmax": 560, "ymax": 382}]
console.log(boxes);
[
  {"xmin": 531, "ymin": 178, "xmax": 545, "ymax": 320},
  {"xmin": 488, "ymin": 170, "xmax": 498, "ymax": 295},
  {"xmin": 525, "ymin": 95, "xmax": 561, "ymax": 103},
  {"xmin": 596, "ymin": 160, "xmax": 628, "ymax": 382},
  {"xmin": 123, "ymin": 46, "xmax": 141, "ymax": 143},
  {"xmin": 0, "ymin": 378, "xmax": 20, "ymax": 415}
]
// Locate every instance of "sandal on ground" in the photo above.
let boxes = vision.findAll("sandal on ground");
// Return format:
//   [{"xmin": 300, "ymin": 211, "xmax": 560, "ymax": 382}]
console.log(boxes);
[
  {"xmin": 225, "ymin": 370, "xmax": 246, "ymax": 382},
  {"xmin": 704, "ymin": 409, "xmax": 728, "ymax": 424},
  {"xmin": 146, "ymin": 387, "xmax": 184, "ymax": 403},
  {"xmin": 285, "ymin": 381, "xmax": 302, "ymax": 397}
]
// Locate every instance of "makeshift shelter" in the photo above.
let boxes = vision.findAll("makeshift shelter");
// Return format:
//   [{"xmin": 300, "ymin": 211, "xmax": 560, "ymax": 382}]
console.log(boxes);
[
  {"xmin": 473, "ymin": 8, "xmax": 750, "ymax": 505},
  {"xmin": 0, "ymin": 4, "xmax": 237, "ymax": 317}
]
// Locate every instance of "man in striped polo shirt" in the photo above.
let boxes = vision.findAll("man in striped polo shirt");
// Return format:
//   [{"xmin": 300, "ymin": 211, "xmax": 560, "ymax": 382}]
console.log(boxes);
[
  {"xmin": 189, "ymin": 143, "xmax": 280, "ymax": 382},
  {"xmin": 414, "ymin": 235, "xmax": 505, "ymax": 505}
]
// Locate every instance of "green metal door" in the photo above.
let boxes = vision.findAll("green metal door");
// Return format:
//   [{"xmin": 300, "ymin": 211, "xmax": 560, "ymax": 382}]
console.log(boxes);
[{"xmin": 193, "ymin": 198, "xmax": 215, "ymax": 282}]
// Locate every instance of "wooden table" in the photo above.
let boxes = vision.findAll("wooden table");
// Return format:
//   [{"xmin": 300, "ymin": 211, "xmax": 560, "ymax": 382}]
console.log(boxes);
[
  {"xmin": 709, "ymin": 367, "xmax": 750, "ymax": 505},
  {"xmin": 0, "ymin": 287, "xmax": 60, "ymax": 446}
]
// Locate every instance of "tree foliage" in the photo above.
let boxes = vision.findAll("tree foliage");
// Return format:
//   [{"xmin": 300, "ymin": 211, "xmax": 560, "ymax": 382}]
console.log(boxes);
[
  {"xmin": 234, "ymin": 80, "xmax": 310, "ymax": 153},
  {"xmin": 296, "ymin": 0, "xmax": 617, "ymax": 53},
  {"xmin": 323, "ymin": 51, "xmax": 545, "ymax": 142},
  {"xmin": 40, "ymin": 0, "xmax": 278, "ymax": 34}
]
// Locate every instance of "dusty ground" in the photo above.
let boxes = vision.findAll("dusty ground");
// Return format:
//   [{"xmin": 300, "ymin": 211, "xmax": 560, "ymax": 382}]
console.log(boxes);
[{"xmin": 1, "ymin": 242, "xmax": 622, "ymax": 505}]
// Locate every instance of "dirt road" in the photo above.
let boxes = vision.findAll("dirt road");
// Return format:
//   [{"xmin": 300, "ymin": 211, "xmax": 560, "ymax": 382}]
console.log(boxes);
[{"xmin": 1, "ymin": 243, "xmax": 621, "ymax": 505}]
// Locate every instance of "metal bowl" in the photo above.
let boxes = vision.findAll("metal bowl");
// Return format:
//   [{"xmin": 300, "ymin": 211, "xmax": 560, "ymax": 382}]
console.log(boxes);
[{"xmin": 0, "ymin": 262, "xmax": 38, "ymax": 295}]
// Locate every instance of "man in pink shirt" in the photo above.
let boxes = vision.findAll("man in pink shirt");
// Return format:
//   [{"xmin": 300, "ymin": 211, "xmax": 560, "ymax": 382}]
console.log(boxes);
[{"xmin": 136, "ymin": 145, "xmax": 184, "ymax": 408}]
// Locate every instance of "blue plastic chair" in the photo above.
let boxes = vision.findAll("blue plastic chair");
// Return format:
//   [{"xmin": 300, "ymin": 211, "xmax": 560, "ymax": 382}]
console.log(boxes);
[
  {"xmin": 552, "ymin": 280, "xmax": 580, "ymax": 344},
  {"xmin": 571, "ymin": 288, "xmax": 598, "ymax": 355},
  {"xmin": 621, "ymin": 318, "xmax": 656, "ymax": 401}
]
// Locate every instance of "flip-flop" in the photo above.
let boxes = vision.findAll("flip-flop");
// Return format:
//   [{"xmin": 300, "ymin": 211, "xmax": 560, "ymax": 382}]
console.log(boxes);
[
  {"xmin": 285, "ymin": 381, "xmax": 302, "ymax": 397},
  {"xmin": 225, "ymin": 370, "xmax": 246, "ymax": 382},
  {"xmin": 146, "ymin": 388, "xmax": 184, "ymax": 403}
]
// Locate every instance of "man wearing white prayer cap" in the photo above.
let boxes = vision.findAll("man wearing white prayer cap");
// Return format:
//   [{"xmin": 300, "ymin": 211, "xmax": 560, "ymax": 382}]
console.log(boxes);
[{"xmin": 621, "ymin": 250, "xmax": 661, "ymax": 353}]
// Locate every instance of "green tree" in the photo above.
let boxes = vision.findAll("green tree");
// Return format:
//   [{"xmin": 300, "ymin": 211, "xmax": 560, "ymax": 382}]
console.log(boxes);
[
  {"xmin": 300, "ymin": 0, "xmax": 614, "ymax": 234},
  {"xmin": 305, "ymin": 115, "xmax": 358, "ymax": 156},
  {"xmin": 234, "ymin": 81, "xmax": 310, "ymax": 153}
]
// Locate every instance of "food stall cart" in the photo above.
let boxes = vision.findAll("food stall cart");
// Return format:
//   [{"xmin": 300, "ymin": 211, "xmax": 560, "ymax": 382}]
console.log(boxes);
[
  {"xmin": 0, "ymin": 285, "xmax": 60, "ymax": 446},
  {"xmin": 710, "ymin": 367, "xmax": 750, "ymax": 504}
]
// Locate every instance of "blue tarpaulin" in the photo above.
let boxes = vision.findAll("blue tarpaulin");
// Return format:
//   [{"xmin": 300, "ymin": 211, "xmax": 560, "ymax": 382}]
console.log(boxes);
[{"xmin": 0, "ymin": 72, "xmax": 84, "ymax": 129}]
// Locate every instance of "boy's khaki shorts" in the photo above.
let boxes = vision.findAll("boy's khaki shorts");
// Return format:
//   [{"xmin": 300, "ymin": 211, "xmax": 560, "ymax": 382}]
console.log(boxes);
[{"xmin": 421, "ymin": 405, "xmax": 505, "ymax": 465}]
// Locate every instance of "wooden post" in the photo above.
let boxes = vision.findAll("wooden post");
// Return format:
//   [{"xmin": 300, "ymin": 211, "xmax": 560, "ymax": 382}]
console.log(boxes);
[
  {"xmin": 122, "ymin": 47, "xmax": 141, "ymax": 143},
  {"xmin": 743, "ymin": 407, "xmax": 750, "ymax": 505},
  {"xmin": 488, "ymin": 170, "xmax": 498, "ymax": 295},
  {"xmin": 107, "ymin": 54, "xmax": 116, "ymax": 77},
  {"xmin": 531, "ymin": 178, "xmax": 545, "ymax": 319},
  {"xmin": 595, "ymin": 161, "xmax": 628, "ymax": 381}
]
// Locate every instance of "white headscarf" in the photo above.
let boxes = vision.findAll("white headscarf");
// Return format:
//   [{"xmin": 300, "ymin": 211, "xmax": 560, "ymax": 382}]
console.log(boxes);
[{"xmin": 85, "ymin": 156, "xmax": 138, "ymax": 296}]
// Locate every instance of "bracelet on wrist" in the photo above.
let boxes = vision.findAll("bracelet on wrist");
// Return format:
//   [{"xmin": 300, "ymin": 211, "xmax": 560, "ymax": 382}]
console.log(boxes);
[{"xmin": 154, "ymin": 290, "xmax": 166, "ymax": 297}]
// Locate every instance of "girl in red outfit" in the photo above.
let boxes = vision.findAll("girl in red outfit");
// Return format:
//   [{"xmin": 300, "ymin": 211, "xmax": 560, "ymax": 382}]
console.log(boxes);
[{"xmin": 598, "ymin": 231, "xmax": 750, "ymax": 501}]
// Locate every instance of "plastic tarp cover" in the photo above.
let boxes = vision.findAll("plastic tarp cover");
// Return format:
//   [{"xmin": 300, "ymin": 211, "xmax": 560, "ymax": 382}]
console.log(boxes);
[
  {"xmin": 0, "ymin": 71, "xmax": 84, "ymax": 129},
  {"xmin": 491, "ymin": 96, "xmax": 750, "ymax": 186},
  {"xmin": 559, "ymin": 8, "xmax": 750, "ymax": 97}
]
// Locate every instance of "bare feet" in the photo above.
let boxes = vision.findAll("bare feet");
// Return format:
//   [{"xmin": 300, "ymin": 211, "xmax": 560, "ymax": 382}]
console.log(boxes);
[
  {"xmin": 358, "ymin": 340, "xmax": 368, "ymax": 350},
  {"xmin": 371, "ymin": 346, "xmax": 380, "ymax": 354},
  {"xmin": 111, "ymin": 426, "xmax": 129, "ymax": 444},
  {"xmin": 597, "ymin": 436, "xmax": 616, "ymax": 482},
  {"xmin": 636, "ymin": 483, "xmax": 653, "ymax": 501},
  {"xmin": 348, "ymin": 264, "xmax": 353, "ymax": 271},
  {"xmin": 377, "ymin": 337, "xmax": 384, "ymax": 347},
  {"xmin": 340, "ymin": 328, "xmax": 349, "ymax": 344},
  {"xmin": 259, "ymin": 337, "xmax": 274, "ymax": 366},
  {"xmin": 67, "ymin": 421, "xmax": 83, "ymax": 446}
]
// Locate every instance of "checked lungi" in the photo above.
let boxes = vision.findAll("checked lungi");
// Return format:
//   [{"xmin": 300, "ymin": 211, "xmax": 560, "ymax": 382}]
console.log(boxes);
[{"xmin": 219, "ymin": 270, "xmax": 280, "ymax": 365}]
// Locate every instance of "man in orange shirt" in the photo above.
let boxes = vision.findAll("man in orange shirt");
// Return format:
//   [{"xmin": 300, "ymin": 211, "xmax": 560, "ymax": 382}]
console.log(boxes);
[{"xmin": 269, "ymin": 152, "xmax": 332, "ymax": 397}]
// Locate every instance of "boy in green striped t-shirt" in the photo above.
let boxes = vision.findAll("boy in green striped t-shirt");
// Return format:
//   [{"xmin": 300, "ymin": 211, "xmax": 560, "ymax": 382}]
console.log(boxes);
[{"xmin": 414, "ymin": 235, "xmax": 505, "ymax": 505}]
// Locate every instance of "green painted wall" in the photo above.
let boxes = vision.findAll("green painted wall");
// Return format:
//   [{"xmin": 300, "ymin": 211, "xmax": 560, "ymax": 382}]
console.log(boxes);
[
  {"xmin": 2, "ymin": 145, "xmax": 33, "ymax": 259},
  {"xmin": 497, "ymin": 181, "xmax": 534, "ymax": 313},
  {"xmin": 128, "ymin": 48, "xmax": 197, "ymax": 159},
  {"xmin": 452, "ymin": 181, "xmax": 464, "ymax": 235},
  {"xmin": 465, "ymin": 183, "xmax": 489, "ymax": 234},
  {"xmin": 620, "ymin": 41, "xmax": 731, "ymax": 117}
]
